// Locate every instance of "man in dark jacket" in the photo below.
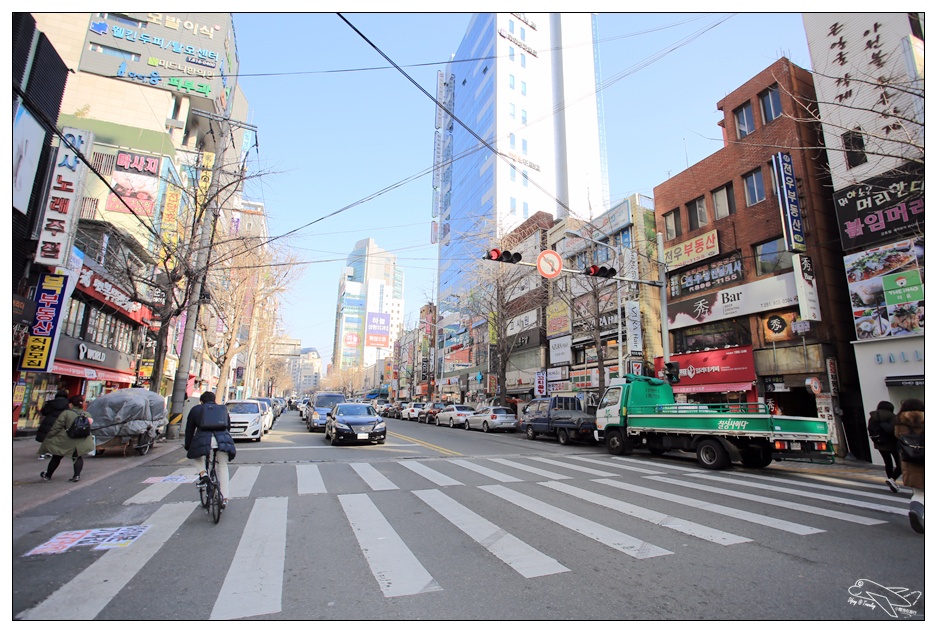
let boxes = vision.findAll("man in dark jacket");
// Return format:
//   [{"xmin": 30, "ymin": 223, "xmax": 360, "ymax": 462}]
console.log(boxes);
[
  {"xmin": 868, "ymin": 400, "xmax": 901, "ymax": 493},
  {"xmin": 36, "ymin": 389, "xmax": 70, "ymax": 453},
  {"xmin": 184, "ymin": 392, "xmax": 236, "ymax": 507}
]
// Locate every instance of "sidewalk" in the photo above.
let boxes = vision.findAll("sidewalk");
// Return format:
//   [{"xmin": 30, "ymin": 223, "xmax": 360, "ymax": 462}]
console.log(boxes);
[{"xmin": 12, "ymin": 434, "xmax": 183, "ymax": 517}]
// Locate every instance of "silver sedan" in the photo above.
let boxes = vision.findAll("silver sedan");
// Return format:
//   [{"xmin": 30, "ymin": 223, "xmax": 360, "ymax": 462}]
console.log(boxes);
[{"xmin": 465, "ymin": 406, "xmax": 518, "ymax": 433}]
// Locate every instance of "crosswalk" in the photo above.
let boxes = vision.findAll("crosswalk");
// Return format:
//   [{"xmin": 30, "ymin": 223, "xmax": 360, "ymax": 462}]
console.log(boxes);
[{"xmin": 16, "ymin": 453, "xmax": 909, "ymax": 620}]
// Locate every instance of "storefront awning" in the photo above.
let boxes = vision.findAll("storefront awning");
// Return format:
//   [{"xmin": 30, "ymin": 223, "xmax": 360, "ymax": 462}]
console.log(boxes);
[
  {"xmin": 52, "ymin": 361, "xmax": 134, "ymax": 384},
  {"xmin": 672, "ymin": 382, "xmax": 751, "ymax": 394},
  {"xmin": 885, "ymin": 375, "xmax": 924, "ymax": 387}
]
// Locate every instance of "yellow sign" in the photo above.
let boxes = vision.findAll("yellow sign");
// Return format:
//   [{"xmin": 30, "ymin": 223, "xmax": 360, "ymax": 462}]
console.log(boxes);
[
  {"xmin": 664, "ymin": 229, "xmax": 719, "ymax": 270},
  {"xmin": 546, "ymin": 301, "xmax": 571, "ymax": 337}
]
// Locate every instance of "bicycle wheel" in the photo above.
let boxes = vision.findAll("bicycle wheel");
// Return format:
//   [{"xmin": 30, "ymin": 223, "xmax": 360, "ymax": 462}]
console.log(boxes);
[
  {"xmin": 199, "ymin": 482, "xmax": 209, "ymax": 509},
  {"xmin": 210, "ymin": 484, "xmax": 222, "ymax": 523}
]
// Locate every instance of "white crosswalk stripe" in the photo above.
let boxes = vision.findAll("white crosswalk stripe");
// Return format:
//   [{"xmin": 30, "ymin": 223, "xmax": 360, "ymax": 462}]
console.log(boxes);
[
  {"xmin": 228, "ymin": 465, "xmax": 261, "ymax": 499},
  {"xmin": 487, "ymin": 457, "xmax": 572, "ymax": 480},
  {"xmin": 448, "ymin": 459, "xmax": 523, "ymax": 482},
  {"xmin": 124, "ymin": 468, "xmax": 194, "ymax": 505},
  {"xmin": 398, "ymin": 460, "xmax": 464, "ymax": 486},
  {"xmin": 296, "ymin": 464, "xmax": 326, "ymax": 495},
  {"xmin": 526, "ymin": 456, "xmax": 621, "ymax": 477},
  {"xmin": 350, "ymin": 462, "xmax": 399, "ymax": 490},
  {"xmin": 714, "ymin": 470, "xmax": 912, "ymax": 504}
]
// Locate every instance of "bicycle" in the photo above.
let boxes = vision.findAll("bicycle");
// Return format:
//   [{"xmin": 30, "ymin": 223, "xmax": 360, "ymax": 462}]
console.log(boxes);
[{"xmin": 197, "ymin": 447, "xmax": 225, "ymax": 524}]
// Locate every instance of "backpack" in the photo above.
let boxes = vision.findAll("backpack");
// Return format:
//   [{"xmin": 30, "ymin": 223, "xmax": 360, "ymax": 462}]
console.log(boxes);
[
  {"xmin": 66, "ymin": 413, "xmax": 92, "ymax": 439},
  {"xmin": 198, "ymin": 403, "xmax": 229, "ymax": 431},
  {"xmin": 897, "ymin": 433, "xmax": 924, "ymax": 464}
]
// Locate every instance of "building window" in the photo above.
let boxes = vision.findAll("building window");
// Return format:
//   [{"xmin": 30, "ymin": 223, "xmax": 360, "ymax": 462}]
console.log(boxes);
[
  {"xmin": 760, "ymin": 84, "xmax": 782, "ymax": 124},
  {"xmin": 509, "ymin": 133, "xmax": 516, "ymax": 149},
  {"xmin": 523, "ymin": 202, "xmax": 529, "ymax": 219},
  {"xmin": 510, "ymin": 197, "xmax": 517, "ymax": 215},
  {"xmin": 509, "ymin": 19, "xmax": 514, "ymax": 34},
  {"xmin": 509, "ymin": 103, "xmax": 515, "ymax": 119},
  {"xmin": 754, "ymin": 237, "xmax": 793, "ymax": 276},
  {"xmin": 509, "ymin": 74, "xmax": 515, "ymax": 90},
  {"xmin": 520, "ymin": 53, "xmax": 526, "ymax": 68},
  {"xmin": 712, "ymin": 183, "xmax": 736, "ymax": 219},
  {"xmin": 520, "ymin": 27, "xmax": 526, "ymax": 41},
  {"xmin": 734, "ymin": 102, "xmax": 755, "ymax": 138},
  {"xmin": 687, "ymin": 196, "xmax": 708, "ymax": 231},
  {"xmin": 521, "ymin": 109, "xmax": 527, "ymax": 124},
  {"xmin": 521, "ymin": 81, "xmax": 527, "ymax": 96},
  {"xmin": 522, "ymin": 170, "xmax": 528, "ymax": 186},
  {"xmin": 510, "ymin": 165, "xmax": 516, "ymax": 181},
  {"xmin": 521, "ymin": 139, "xmax": 528, "ymax": 155},
  {"xmin": 842, "ymin": 128, "xmax": 869, "ymax": 168},
  {"xmin": 509, "ymin": 46, "xmax": 515, "ymax": 61},
  {"xmin": 664, "ymin": 209, "xmax": 682, "ymax": 240},
  {"xmin": 743, "ymin": 169, "xmax": 766, "ymax": 206}
]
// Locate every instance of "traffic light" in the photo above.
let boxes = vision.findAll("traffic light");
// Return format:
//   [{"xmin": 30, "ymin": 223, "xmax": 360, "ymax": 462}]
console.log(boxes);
[
  {"xmin": 485, "ymin": 248, "xmax": 522, "ymax": 264},
  {"xmin": 585, "ymin": 264, "xmax": 617, "ymax": 278},
  {"xmin": 664, "ymin": 361, "xmax": 681, "ymax": 384}
]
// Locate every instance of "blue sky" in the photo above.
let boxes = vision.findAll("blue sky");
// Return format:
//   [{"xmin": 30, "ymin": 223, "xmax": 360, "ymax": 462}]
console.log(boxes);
[{"xmin": 233, "ymin": 12, "xmax": 813, "ymax": 368}]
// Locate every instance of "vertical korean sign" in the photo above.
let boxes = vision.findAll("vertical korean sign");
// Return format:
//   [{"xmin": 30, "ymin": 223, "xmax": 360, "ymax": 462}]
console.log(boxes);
[
  {"xmin": 19, "ymin": 273, "xmax": 69, "ymax": 372},
  {"xmin": 771, "ymin": 152, "xmax": 807, "ymax": 253},
  {"xmin": 792, "ymin": 254, "xmax": 822, "ymax": 321},
  {"xmin": 35, "ymin": 128, "xmax": 92, "ymax": 267}
]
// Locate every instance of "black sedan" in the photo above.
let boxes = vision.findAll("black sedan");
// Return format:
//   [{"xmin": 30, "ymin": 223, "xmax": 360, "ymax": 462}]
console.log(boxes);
[{"xmin": 324, "ymin": 403, "xmax": 387, "ymax": 445}]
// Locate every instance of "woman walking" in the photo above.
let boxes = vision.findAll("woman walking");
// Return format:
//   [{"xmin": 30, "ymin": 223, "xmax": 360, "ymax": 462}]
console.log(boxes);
[
  {"xmin": 894, "ymin": 398, "xmax": 924, "ymax": 534},
  {"xmin": 38, "ymin": 395, "xmax": 93, "ymax": 482}
]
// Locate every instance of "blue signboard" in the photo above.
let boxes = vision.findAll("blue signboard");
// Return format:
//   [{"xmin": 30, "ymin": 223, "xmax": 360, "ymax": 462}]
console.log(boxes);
[{"xmin": 771, "ymin": 152, "xmax": 806, "ymax": 253}]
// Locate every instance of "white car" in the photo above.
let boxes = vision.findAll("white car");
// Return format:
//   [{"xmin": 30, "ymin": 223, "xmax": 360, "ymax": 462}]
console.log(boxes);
[
  {"xmin": 250, "ymin": 399, "xmax": 274, "ymax": 434},
  {"xmin": 402, "ymin": 402, "xmax": 425, "ymax": 420},
  {"xmin": 435, "ymin": 404, "xmax": 476, "ymax": 428},
  {"xmin": 225, "ymin": 400, "xmax": 264, "ymax": 442}
]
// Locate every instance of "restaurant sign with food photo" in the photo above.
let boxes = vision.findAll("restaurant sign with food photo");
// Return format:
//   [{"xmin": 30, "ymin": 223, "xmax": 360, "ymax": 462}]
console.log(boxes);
[{"xmin": 845, "ymin": 238, "xmax": 924, "ymax": 341}]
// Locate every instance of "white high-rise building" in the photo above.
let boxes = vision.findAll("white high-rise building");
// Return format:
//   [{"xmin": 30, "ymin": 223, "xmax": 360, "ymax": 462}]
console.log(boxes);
[{"xmin": 435, "ymin": 13, "xmax": 608, "ymax": 317}]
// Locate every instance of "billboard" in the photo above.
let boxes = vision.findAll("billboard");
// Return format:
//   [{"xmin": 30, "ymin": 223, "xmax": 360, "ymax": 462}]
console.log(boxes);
[
  {"xmin": 105, "ymin": 151, "xmax": 161, "ymax": 216},
  {"xmin": 792, "ymin": 254, "xmax": 822, "ymax": 321},
  {"xmin": 365, "ymin": 312, "xmax": 391, "ymax": 348},
  {"xmin": 833, "ymin": 162, "xmax": 924, "ymax": 250},
  {"xmin": 19, "ymin": 273, "xmax": 69, "ymax": 372},
  {"xmin": 668, "ymin": 251, "xmax": 743, "ymax": 299},
  {"xmin": 771, "ymin": 152, "xmax": 807, "ymax": 253},
  {"xmin": 13, "ymin": 103, "xmax": 46, "ymax": 214},
  {"xmin": 845, "ymin": 238, "xmax": 924, "ymax": 340},
  {"xmin": 663, "ymin": 230, "xmax": 719, "ymax": 271},
  {"xmin": 668, "ymin": 272, "xmax": 798, "ymax": 329}
]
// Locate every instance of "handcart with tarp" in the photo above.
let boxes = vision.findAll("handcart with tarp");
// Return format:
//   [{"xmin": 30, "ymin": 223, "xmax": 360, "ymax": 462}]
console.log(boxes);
[{"xmin": 86, "ymin": 388, "xmax": 169, "ymax": 456}]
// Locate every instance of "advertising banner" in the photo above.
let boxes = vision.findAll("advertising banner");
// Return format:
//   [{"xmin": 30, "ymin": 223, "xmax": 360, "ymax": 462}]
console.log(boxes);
[
  {"xmin": 668, "ymin": 251, "xmax": 743, "ymax": 299},
  {"xmin": 667, "ymin": 272, "xmax": 798, "ymax": 329},
  {"xmin": 105, "ymin": 151, "xmax": 161, "ymax": 216},
  {"xmin": 771, "ymin": 152, "xmax": 807, "ymax": 253},
  {"xmin": 13, "ymin": 103, "xmax": 46, "ymax": 214},
  {"xmin": 35, "ymin": 128, "xmax": 92, "ymax": 267},
  {"xmin": 625, "ymin": 300, "xmax": 643, "ymax": 355},
  {"xmin": 545, "ymin": 301, "xmax": 571, "ymax": 337},
  {"xmin": 761, "ymin": 311, "xmax": 801, "ymax": 343},
  {"xmin": 365, "ymin": 312, "xmax": 391, "ymax": 348},
  {"xmin": 845, "ymin": 238, "xmax": 924, "ymax": 340},
  {"xmin": 549, "ymin": 335, "xmax": 573, "ymax": 365},
  {"xmin": 663, "ymin": 229, "xmax": 719, "ymax": 271},
  {"xmin": 793, "ymin": 254, "xmax": 822, "ymax": 321},
  {"xmin": 535, "ymin": 371, "xmax": 547, "ymax": 397},
  {"xmin": 19, "ymin": 273, "xmax": 69, "ymax": 372},
  {"xmin": 833, "ymin": 162, "xmax": 924, "ymax": 250},
  {"xmin": 652, "ymin": 346, "xmax": 755, "ymax": 387}
]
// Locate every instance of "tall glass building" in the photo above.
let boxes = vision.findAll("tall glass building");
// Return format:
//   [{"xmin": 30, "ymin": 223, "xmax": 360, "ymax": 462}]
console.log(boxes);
[{"xmin": 435, "ymin": 13, "xmax": 608, "ymax": 318}]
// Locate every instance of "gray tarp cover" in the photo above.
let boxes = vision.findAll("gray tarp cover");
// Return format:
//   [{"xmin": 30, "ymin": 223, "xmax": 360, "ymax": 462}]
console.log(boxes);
[{"xmin": 86, "ymin": 388, "xmax": 169, "ymax": 439}]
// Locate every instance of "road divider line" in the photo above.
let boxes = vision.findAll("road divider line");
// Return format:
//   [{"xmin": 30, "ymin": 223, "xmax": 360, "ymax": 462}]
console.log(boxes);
[{"xmin": 387, "ymin": 431, "xmax": 462, "ymax": 456}]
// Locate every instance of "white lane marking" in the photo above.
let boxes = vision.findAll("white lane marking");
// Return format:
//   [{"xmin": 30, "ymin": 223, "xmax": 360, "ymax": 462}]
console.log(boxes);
[
  {"xmin": 479, "ymin": 484, "xmax": 672, "ymax": 559},
  {"xmin": 596, "ymin": 478, "xmax": 824, "ymax": 535},
  {"xmin": 681, "ymin": 474, "xmax": 903, "ymax": 517},
  {"xmin": 124, "ymin": 468, "xmax": 192, "ymax": 505},
  {"xmin": 611, "ymin": 456, "xmax": 700, "ymax": 473},
  {"xmin": 565, "ymin": 455, "xmax": 666, "ymax": 475},
  {"xmin": 721, "ymin": 470, "xmax": 912, "ymax": 501},
  {"xmin": 211, "ymin": 496, "xmax": 288, "ymax": 620},
  {"xmin": 414, "ymin": 489, "xmax": 569, "ymax": 578},
  {"xmin": 228, "ymin": 465, "xmax": 260, "ymax": 499},
  {"xmin": 22, "ymin": 502, "xmax": 197, "ymax": 620},
  {"xmin": 527, "ymin": 456, "xmax": 621, "ymax": 477},
  {"xmin": 488, "ymin": 458, "xmax": 572, "ymax": 480},
  {"xmin": 449, "ymin": 459, "xmax": 523, "ymax": 483},
  {"xmin": 338, "ymin": 493, "xmax": 441, "ymax": 598},
  {"xmin": 542, "ymin": 481, "xmax": 751, "ymax": 546},
  {"xmin": 397, "ymin": 460, "xmax": 463, "ymax": 487},
  {"xmin": 350, "ymin": 462, "xmax": 399, "ymax": 491},
  {"xmin": 296, "ymin": 464, "xmax": 326, "ymax": 495}
]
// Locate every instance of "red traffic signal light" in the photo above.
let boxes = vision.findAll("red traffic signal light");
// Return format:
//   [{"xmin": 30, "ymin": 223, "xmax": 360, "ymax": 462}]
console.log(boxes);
[
  {"xmin": 586, "ymin": 265, "xmax": 616, "ymax": 278},
  {"xmin": 485, "ymin": 249, "xmax": 522, "ymax": 264}
]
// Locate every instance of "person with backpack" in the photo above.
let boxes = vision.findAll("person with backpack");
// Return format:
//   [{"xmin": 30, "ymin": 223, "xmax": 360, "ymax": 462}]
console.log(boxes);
[
  {"xmin": 36, "ymin": 389, "xmax": 70, "ymax": 458},
  {"xmin": 867, "ymin": 400, "xmax": 902, "ymax": 493},
  {"xmin": 894, "ymin": 398, "xmax": 924, "ymax": 534},
  {"xmin": 184, "ymin": 391, "xmax": 236, "ymax": 507},
  {"xmin": 38, "ymin": 395, "xmax": 93, "ymax": 482}
]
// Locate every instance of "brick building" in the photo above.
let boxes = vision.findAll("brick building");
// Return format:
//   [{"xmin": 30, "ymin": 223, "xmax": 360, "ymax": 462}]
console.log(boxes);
[{"xmin": 653, "ymin": 57, "xmax": 868, "ymax": 459}]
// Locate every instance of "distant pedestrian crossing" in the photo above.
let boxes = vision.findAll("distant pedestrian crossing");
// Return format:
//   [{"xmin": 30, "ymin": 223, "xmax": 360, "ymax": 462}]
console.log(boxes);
[{"xmin": 18, "ymin": 454, "xmax": 909, "ymax": 621}]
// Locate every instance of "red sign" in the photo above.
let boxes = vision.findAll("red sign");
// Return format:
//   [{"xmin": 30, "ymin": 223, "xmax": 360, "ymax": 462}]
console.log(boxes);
[
  {"xmin": 654, "ymin": 346, "xmax": 755, "ymax": 386},
  {"xmin": 344, "ymin": 333, "xmax": 359, "ymax": 348}
]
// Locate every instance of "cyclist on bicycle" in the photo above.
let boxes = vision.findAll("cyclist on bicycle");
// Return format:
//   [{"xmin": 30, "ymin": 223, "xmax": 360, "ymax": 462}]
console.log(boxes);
[{"xmin": 184, "ymin": 391, "xmax": 236, "ymax": 508}]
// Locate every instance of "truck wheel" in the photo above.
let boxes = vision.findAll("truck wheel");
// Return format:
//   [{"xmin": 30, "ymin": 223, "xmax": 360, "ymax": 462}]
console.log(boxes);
[
  {"xmin": 557, "ymin": 429, "xmax": 570, "ymax": 445},
  {"xmin": 606, "ymin": 430, "xmax": 625, "ymax": 455},
  {"xmin": 696, "ymin": 439, "xmax": 730, "ymax": 470},
  {"xmin": 526, "ymin": 425, "xmax": 536, "ymax": 440},
  {"xmin": 741, "ymin": 449, "xmax": 773, "ymax": 468}
]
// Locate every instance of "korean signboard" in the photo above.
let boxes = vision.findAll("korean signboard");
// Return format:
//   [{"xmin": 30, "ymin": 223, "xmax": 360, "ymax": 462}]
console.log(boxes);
[
  {"xmin": 761, "ymin": 311, "xmax": 801, "ymax": 343},
  {"xmin": 845, "ymin": 238, "xmax": 924, "ymax": 340},
  {"xmin": 834, "ymin": 162, "xmax": 924, "ymax": 250},
  {"xmin": 19, "ymin": 273, "xmax": 69, "ymax": 372},
  {"xmin": 35, "ymin": 128, "xmax": 92, "ymax": 268},
  {"xmin": 545, "ymin": 301, "xmax": 571, "ymax": 338},
  {"xmin": 771, "ymin": 152, "xmax": 807, "ymax": 253},
  {"xmin": 104, "ymin": 151, "xmax": 161, "ymax": 216},
  {"xmin": 365, "ymin": 312, "xmax": 391, "ymax": 348},
  {"xmin": 663, "ymin": 229, "xmax": 719, "ymax": 271},
  {"xmin": 652, "ymin": 346, "xmax": 756, "ymax": 392},
  {"xmin": 549, "ymin": 335, "xmax": 573, "ymax": 365},
  {"xmin": 667, "ymin": 272, "xmax": 798, "ymax": 329},
  {"xmin": 669, "ymin": 251, "xmax": 743, "ymax": 299},
  {"xmin": 792, "ymin": 254, "xmax": 822, "ymax": 321}
]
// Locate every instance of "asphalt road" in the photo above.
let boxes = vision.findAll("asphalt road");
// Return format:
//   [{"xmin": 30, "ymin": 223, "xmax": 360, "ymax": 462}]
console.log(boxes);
[{"xmin": 12, "ymin": 410, "xmax": 925, "ymax": 621}]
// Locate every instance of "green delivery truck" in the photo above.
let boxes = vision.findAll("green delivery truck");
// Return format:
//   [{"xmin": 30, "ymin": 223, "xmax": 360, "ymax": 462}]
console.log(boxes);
[{"xmin": 594, "ymin": 374, "xmax": 833, "ymax": 470}]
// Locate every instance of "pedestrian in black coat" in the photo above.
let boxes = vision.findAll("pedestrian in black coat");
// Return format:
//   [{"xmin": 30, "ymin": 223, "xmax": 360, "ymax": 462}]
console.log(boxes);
[
  {"xmin": 868, "ymin": 400, "xmax": 901, "ymax": 492},
  {"xmin": 36, "ymin": 390, "xmax": 69, "ymax": 449}
]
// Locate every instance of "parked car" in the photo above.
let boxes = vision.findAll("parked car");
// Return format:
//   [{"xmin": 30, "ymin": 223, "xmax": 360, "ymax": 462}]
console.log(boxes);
[
  {"xmin": 465, "ymin": 406, "xmax": 518, "ymax": 432},
  {"xmin": 299, "ymin": 397, "xmax": 311, "ymax": 419},
  {"xmin": 249, "ymin": 399, "xmax": 274, "ymax": 434},
  {"xmin": 324, "ymin": 402, "xmax": 386, "ymax": 445},
  {"xmin": 225, "ymin": 400, "xmax": 264, "ymax": 442},
  {"xmin": 402, "ymin": 402, "xmax": 425, "ymax": 421},
  {"xmin": 435, "ymin": 404, "xmax": 475, "ymax": 428},
  {"xmin": 307, "ymin": 392, "xmax": 347, "ymax": 432},
  {"xmin": 387, "ymin": 402, "xmax": 407, "ymax": 419},
  {"xmin": 254, "ymin": 397, "xmax": 278, "ymax": 425},
  {"xmin": 417, "ymin": 402, "xmax": 445, "ymax": 424}
]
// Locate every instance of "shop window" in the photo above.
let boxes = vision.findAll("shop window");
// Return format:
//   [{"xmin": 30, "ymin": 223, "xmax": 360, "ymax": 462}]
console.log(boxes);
[
  {"xmin": 842, "ymin": 128, "xmax": 869, "ymax": 169},
  {"xmin": 672, "ymin": 319, "xmax": 751, "ymax": 355},
  {"xmin": 754, "ymin": 237, "xmax": 793, "ymax": 276}
]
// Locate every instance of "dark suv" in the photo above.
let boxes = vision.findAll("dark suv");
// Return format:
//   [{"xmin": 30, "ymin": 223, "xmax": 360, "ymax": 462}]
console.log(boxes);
[
  {"xmin": 418, "ymin": 402, "xmax": 445, "ymax": 424},
  {"xmin": 307, "ymin": 392, "xmax": 346, "ymax": 432}
]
